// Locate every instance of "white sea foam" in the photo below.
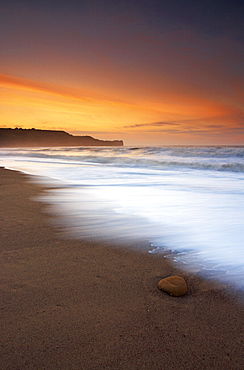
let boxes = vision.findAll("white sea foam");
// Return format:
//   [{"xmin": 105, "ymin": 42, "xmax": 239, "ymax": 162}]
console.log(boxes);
[{"xmin": 1, "ymin": 146, "xmax": 244, "ymax": 289}]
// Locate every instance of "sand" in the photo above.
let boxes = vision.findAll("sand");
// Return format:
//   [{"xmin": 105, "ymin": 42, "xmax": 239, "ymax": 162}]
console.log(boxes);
[{"xmin": 1, "ymin": 167, "xmax": 243, "ymax": 369}]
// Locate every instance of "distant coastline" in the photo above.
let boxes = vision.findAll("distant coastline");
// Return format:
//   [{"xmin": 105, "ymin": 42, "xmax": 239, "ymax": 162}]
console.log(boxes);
[{"xmin": 0, "ymin": 128, "xmax": 123, "ymax": 147}]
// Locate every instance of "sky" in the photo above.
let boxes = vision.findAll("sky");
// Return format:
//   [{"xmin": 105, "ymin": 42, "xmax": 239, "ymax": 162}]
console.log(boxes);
[{"xmin": 0, "ymin": 0, "xmax": 243, "ymax": 146}]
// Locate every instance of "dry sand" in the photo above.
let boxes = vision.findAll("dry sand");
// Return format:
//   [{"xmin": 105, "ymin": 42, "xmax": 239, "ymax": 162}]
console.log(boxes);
[{"xmin": 1, "ymin": 167, "xmax": 243, "ymax": 369}]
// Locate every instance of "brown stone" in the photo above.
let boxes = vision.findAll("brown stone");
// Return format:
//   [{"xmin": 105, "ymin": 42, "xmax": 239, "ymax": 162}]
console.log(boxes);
[{"xmin": 157, "ymin": 276, "xmax": 187, "ymax": 296}]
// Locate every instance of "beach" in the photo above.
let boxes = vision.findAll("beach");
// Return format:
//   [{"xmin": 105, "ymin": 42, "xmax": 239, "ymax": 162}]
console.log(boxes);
[{"xmin": 1, "ymin": 167, "xmax": 243, "ymax": 369}]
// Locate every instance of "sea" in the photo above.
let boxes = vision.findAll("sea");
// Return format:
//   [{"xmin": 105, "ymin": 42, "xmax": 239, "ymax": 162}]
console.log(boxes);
[{"xmin": 1, "ymin": 145, "xmax": 244, "ymax": 289}]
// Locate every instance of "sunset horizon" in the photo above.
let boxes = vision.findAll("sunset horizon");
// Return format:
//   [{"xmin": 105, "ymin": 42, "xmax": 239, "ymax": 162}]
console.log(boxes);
[{"xmin": 0, "ymin": 0, "xmax": 243, "ymax": 146}]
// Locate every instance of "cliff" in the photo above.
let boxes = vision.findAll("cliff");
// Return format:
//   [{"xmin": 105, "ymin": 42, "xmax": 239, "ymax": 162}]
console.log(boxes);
[{"xmin": 0, "ymin": 128, "xmax": 123, "ymax": 147}]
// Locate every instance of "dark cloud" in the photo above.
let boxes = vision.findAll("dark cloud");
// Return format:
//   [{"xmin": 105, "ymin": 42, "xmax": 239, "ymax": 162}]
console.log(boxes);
[
  {"xmin": 124, "ymin": 121, "xmax": 180, "ymax": 128},
  {"xmin": 229, "ymin": 127, "xmax": 244, "ymax": 131}
]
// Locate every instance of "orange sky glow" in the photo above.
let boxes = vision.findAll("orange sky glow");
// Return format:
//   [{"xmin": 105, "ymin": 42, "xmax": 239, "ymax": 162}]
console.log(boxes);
[{"xmin": 0, "ymin": 1, "xmax": 243, "ymax": 146}]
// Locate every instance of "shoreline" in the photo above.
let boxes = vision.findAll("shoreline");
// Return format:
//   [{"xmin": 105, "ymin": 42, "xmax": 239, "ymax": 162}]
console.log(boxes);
[{"xmin": 1, "ymin": 167, "xmax": 243, "ymax": 369}]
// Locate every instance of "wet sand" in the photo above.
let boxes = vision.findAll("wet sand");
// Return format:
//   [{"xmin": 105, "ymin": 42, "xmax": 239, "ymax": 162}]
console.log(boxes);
[{"xmin": 1, "ymin": 167, "xmax": 243, "ymax": 369}]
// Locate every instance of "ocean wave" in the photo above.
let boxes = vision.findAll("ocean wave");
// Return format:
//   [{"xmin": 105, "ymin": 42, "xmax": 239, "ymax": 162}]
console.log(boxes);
[
  {"xmin": 1, "ymin": 146, "xmax": 244, "ymax": 173},
  {"xmin": 1, "ymin": 145, "xmax": 244, "ymax": 289}
]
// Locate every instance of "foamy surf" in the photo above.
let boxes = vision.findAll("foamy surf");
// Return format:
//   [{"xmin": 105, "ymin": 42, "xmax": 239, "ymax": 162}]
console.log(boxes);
[{"xmin": 1, "ymin": 145, "xmax": 244, "ymax": 289}]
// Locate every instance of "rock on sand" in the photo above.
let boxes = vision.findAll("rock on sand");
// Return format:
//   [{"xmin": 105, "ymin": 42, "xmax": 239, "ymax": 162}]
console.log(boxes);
[{"xmin": 157, "ymin": 276, "xmax": 187, "ymax": 296}]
